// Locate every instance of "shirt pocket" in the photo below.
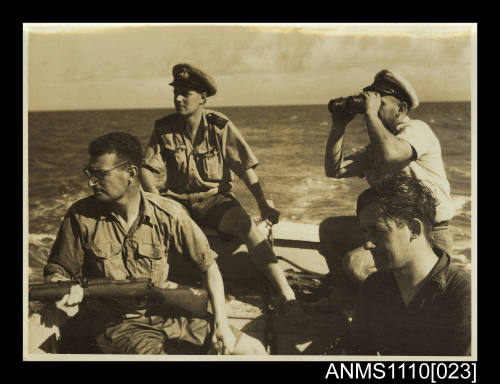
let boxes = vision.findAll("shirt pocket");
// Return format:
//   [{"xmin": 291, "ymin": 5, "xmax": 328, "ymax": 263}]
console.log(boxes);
[
  {"xmin": 134, "ymin": 242, "xmax": 169, "ymax": 284},
  {"xmin": 196, "ymin": 146, "xmax": 223, "ymax": 181},
  {"xmin": 164, "ymin": 143, "xmax": 187, "ymax": 174},
  {"xmin": 86, "ymin": 241, "xmax": 128, "ymax": 280}
]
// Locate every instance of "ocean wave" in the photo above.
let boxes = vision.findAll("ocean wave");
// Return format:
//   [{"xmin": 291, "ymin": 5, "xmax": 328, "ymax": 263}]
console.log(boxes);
[
  {"xmin": 29, "ymin": 233, "xmax": 56, "ymax": 243},
  {"xmin": 452, "ymin": 237, "xmax": 472, "ymax": 250},
  {"xmin": 29, "ymin": 233, "xmax": 56, "ymax": 269},
  {"xmin": 31, "ymin": 157, "xmax": 58, "ymax": 169},
  {"xmin": 447, "ymin": 166, "xmax": 471, "ymax": 178},
  {"xmin": 29, "ymin": 266, "xmax": 45, "ymax": 283},
  {"xmin": 293, "ymin": 176, "xmax": 350, "ymax": 194},
  {"xmin": 450, "ymin": 254, "xmax": 469, "ymax": 264},
  {"xmin": 450, "ymin": 195, "xmax": 471, "ymax": 217}
]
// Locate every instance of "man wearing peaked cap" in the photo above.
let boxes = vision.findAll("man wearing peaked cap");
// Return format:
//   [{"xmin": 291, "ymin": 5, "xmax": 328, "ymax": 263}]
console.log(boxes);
[
  {"xmin": 316, "ymin": 69, "xmax": 455, "ymax": 307},
  {"xmin": 362, "ymin": 69, "xmax": 419, "ymax": 110},
  {"xmin": 141, "ymin": 63, "xmax": 307, "ymax": 326},
  {"xmin": 169, "ymin": 63, "xmax": 218, "ymax": 97}
]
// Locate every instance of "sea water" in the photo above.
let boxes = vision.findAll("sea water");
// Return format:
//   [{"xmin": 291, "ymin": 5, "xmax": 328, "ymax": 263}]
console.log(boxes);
[{"xmin": 27, "ymin": 103, "xmax": 472, "ymax": 282}]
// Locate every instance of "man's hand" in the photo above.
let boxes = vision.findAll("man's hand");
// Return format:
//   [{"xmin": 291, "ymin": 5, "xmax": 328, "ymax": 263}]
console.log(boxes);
[
  {"xmin": 156, "ymin": 281, "xmax": 179, "ymax": 289},
  {"xmin": 211, "ymin": 324, "xmax": 236, "ymax": 355},
  {"xmin": 55, "ymin": 284, "xmax": 84, "ymax": 318},
  {"xmin": 45, "ymin": 272, "xmax": 71, "ymax": 283},
  {"xmin": 362, "ymin": 91, "xmax": 381, "ymax": 115},
  {"xmin": 260, "ymin": 202, "xmax": 280, "ymax": 225}
]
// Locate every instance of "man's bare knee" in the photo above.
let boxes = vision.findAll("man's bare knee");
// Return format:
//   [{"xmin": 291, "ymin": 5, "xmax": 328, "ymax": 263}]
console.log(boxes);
[
  {"xmin": 233, "ymin": 334, "xmax": 267, "ymax": 355},
  {"xmin": 342, "ymin": 249, "xmax": 375, "ymax": 284}
]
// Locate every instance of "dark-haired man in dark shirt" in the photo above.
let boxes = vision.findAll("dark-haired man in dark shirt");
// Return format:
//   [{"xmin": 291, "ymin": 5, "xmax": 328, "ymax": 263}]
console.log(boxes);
[{"xmin": 348, "ymin": 175, "xmax": 470, "ymax": 356}]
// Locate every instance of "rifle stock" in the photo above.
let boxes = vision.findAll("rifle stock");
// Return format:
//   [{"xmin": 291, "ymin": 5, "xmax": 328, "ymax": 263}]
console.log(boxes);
[{"xmin": 29, "ymin": 278, "xmax": 209, "ymax": 318}]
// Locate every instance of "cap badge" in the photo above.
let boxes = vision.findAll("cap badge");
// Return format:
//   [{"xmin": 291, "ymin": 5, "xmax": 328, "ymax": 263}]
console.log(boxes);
[{"xmin": 178, "ymin": 68, "xmax": 190, "ymax": 80}]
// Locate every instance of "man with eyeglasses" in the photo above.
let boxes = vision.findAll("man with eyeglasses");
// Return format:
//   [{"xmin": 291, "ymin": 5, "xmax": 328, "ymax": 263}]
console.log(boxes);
[
  {"xmin": 314, "ymin": 70, "xmax": 455, "ymax": 309},
  {"xmin": 43, "ymin": 132, "xmax": 266, "ymax": 355}
]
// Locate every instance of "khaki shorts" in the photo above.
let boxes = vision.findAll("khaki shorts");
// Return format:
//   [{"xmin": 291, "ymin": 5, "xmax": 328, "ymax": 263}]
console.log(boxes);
[
  {"xmin": 175, "ymin": 192, "xmax": 242, "ymax": 231},
  {"xmin": 55, "ymin": 299, "xmax": 243, "ymax": 355}
]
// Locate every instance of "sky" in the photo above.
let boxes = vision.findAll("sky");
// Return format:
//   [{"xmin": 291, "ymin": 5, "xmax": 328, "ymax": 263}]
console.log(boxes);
[{"xmin": 25, "ymin": 23, "xmax": 476, "ymax": 111}]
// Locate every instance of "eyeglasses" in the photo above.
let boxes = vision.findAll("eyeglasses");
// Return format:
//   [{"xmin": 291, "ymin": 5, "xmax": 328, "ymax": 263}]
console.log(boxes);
[{"xmin": 82, "ymin": 161, "xmax": 129, "ymax": 182}]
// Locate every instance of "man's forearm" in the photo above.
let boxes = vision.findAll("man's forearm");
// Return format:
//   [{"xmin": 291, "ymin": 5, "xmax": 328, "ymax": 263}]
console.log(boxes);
[
  {"xmin": 325, "ymin": 123, "xmax": 347, "ymax": 177},
  {"xmin": 364, "ymin": 112, "xmax": 412, "ymax": 165},
  {"xmin": 141, "ymin": 166, "xmax": 160, "ymax": 195},
  {"xmin": 44, "ymin": 264, "xmax": 71, "ymax": 283},
  {"xmin": 241, "ymin": 168, "xmax": 268, "ymax": 209},
  {"xmin": 364, "ymin": 112, "xmax": 394, "ymax": 149},
  {"xmin": 204, "ymin": 263, "xmax": 229, "ymax": 327}
]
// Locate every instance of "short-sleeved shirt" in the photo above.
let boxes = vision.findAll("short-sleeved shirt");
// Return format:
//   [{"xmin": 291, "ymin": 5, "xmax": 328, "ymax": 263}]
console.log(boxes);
[
  {"xmin": 362, "ymin": 117, "xmax": 455, "ymax": 222},
  {"xmin": 142, "ymin": 109, "xmax": 259, "ymax": 195},
  {"xmin": 44, "ymin": 189, "xmax": 217, "ymax": 311},
  {"xmin": 349, "ymin": 250, "xmax": 471, "ymax": 356}
]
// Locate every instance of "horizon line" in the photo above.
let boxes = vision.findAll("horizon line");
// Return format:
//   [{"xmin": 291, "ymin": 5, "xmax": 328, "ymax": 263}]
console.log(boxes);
[{"xmin": 28, "ymin": 100, "xmax": 472, "ymax": 113}]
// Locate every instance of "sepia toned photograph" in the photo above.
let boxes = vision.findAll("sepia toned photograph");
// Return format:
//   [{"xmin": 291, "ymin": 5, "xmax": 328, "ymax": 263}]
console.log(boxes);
[{"xmin": 23, "ymin": 23, "xmax": 477, "ymax": 361}]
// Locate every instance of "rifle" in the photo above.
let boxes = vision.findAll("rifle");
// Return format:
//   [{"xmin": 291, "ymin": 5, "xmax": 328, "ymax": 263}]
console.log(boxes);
[{"xmin": 29, "ymin": 278, "xmax": 209, "ymax": 318}]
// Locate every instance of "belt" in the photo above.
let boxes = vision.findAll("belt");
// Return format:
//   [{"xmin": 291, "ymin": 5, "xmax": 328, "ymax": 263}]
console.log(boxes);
[
  {"xmin": 160, "ymin": 186, "xmax": 228, "ymax": 203},
  {"xmin": 161, "ymin": 188, "xmax": 219, "ymax": 203}
]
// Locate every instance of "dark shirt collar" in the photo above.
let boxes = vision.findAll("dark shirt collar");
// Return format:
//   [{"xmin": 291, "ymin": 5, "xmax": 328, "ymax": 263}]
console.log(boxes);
[
  {"xmin": 380, "ymin": 248, "xmax": 452, "ymax": 315},
  {"xmin": 419, "ymin": 247, "xmax": 451, "ymax": 292},
  {"xmin": 386, "ymin": 248, "xmax": 451, "ymax": 305},
  {"xmin": 140, "ymin": 188, "xmax": 155, "ymax": 225}
]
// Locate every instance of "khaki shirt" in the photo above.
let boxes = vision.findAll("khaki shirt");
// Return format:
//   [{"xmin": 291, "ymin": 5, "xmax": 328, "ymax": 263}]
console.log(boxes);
[
  {"xmin": 142, "ymin": 109, "xmax": 259, "ymax": 195},
  {"xmin": 361, "ymin": 117, "xmax": 455, "ymax": 222},
  {"xmin": 44, "ymin": 189, "xmax": 216, "ymax": 284}
]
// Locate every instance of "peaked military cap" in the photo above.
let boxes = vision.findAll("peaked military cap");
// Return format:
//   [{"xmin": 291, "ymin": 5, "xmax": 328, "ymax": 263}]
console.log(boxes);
[
  {"xmin": 363, "ymin": 69, "xmax": 419, "ymax": 110},
  {"xmin": 169, "ymin": 63, "xmax": 217, "ymax": 97}
]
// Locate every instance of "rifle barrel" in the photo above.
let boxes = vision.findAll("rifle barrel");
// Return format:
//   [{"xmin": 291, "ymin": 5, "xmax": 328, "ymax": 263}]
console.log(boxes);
[
  {"xmin": 150, "ymin": 286, "xmax": 208, "ymax": 318},
  {"xmin": 29, "ymin": 279, "xmax": 151, "ymax": 301},
  {"xmin": 29, "ymin": 279, "xmax": 209, "ymax": 318}
]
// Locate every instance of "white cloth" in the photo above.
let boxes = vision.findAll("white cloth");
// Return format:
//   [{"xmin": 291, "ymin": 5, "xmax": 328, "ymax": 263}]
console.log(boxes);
[
  {"xmin": 363, "ymin": 116, "xmax": 455, "ymax": 222},
  {"xmin": 28, "ymin": 307, "xmax": 62, "ymax": 354}
]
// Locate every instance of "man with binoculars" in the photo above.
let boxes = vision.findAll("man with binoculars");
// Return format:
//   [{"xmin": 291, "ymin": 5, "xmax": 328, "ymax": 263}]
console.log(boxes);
[{"xmin": 319, "ymin": 70, "xmax": 455, "ymax": 303}]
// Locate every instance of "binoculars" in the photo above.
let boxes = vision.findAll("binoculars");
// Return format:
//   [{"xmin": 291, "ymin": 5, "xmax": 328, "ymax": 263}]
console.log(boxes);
[{"xmin": 328, "ymin": 95, "xmax": 364, "ymax": 115}]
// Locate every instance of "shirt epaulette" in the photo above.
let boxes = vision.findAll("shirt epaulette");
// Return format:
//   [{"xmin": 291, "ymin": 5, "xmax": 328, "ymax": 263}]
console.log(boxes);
[
  {"xmin": 205, "ymin": 111, "xmax": 229, "ymax": 129},
  {"xmin": 155, "ymin": 113, "xmax": 178, "ymax": 128},
  {"xmin": 143, "ymin": 192, "xmax": 185, "ymax": 219}
]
